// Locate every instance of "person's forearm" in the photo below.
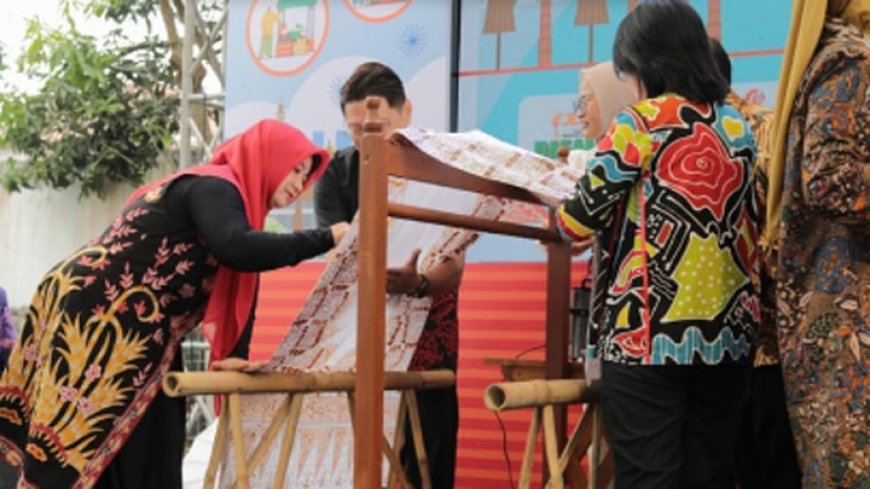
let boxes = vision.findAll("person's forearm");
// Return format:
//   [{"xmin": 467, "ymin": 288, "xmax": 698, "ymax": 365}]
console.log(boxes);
[{"xmin": 424, "ymin": 255, "xmax": 464, "ymax": 296}]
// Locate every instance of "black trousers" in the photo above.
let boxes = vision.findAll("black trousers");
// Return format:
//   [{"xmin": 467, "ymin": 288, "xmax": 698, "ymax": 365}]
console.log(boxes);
[
  {"xmin": 733, "ymin": 365, "xmax": 802, "ymax": 489},
  {"xmin": 400, "ymin": 386, "xmax": 459, "ymax": 489},
  {"xmin": 600, "ymin": 362, "xmax": 750, "ymax": 489}
]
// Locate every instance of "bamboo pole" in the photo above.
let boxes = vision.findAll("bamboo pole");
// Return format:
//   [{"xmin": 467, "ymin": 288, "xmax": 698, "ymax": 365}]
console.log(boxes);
[
  {"xmin": 242, "ymin": 396, "xmax": 294, "ymax": 481},
  {"xmin": 162, "ymin": 370, "xmax": 455, "ymax": 397},
  {"xmin": 381, "ymin": 433, "xmax": 414, "ymax": 489},
  {"xmin": 405, "ymin": 390, "xmax": 432, "ymax": 489},
  {"xmin": 483, "ymin": 379, "xmax": 594, "ymax": 411},
  {"xmin": 228, "ymin": 394, "xmax": 249, "ymax": 489},
  {"xmin": 542, "ymin": 405, "xmax": 564, "ymax": 489},
  {"xmin": 519, "ymin": 408, "xmax": 542, "ymax": 489},
  {"xmin": 388, "ymin": 391, "xmax": 408, "ymax": 489},
  {"xmin": 203, "ymin": 398, "xmax": 229, "ymax": 489},
  {"xmin": 561, "ymin": 408, "xmax": 593, "ymax": 488},
  {"xmin": 271, "ymin": 395, "xmax": 304, "ymax": 489}
]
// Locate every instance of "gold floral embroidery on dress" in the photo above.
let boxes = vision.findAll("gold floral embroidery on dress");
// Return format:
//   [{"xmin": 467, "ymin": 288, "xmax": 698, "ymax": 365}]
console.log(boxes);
[{"xmin": 0, "ymin": 245, "xmax": 159, "ymax": 472}]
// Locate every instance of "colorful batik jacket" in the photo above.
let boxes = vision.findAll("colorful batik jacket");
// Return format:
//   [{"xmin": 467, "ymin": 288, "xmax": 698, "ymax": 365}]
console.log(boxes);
[{"xmin": 557, "ymin": 94, "xmax": 761, "ymax": 366}]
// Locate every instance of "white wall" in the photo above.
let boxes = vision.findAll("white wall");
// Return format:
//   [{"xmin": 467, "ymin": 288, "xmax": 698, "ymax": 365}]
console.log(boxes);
[
  {"xmin": 0, "ymin": 145, "xmax": 178, "ymax": 309},
  {"xmin": 0, "ymin": 182, "xmax": 137, "ymax": 309}
]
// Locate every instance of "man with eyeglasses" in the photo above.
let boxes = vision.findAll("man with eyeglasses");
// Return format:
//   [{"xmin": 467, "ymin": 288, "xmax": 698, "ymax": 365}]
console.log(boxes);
[{"xmin": 313, "ymin": 61, "xmax": 463, "ymax": 489}]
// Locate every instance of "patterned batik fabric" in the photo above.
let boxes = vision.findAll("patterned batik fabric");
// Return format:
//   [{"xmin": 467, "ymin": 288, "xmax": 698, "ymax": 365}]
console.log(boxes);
[
  {"xmin": 775, "ymin": 20, "xmax": 870, "ymax": 488},
  {"xmin": 408, "ymin": 291, "xmax": 459, "ymax": 372},
  {"xmin": 219, "ymin": 178, "xmax": 499, "ymax": 489},
  {"xmin": 0, "ymin": 188, "xmax": 216, "ymax": 489},
  {"xmin": 726, "ymin": 92, "xmax": 781, "ymax": 368},
  {"xmin": 557, "ymin": 94, "xmax": 762, "ymax": 366}
]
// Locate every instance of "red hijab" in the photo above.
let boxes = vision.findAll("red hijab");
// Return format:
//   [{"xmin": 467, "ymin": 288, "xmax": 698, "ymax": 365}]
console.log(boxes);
[{"xmin": 126, "ymin": 120, "xmax": 329, "ymax": 363}]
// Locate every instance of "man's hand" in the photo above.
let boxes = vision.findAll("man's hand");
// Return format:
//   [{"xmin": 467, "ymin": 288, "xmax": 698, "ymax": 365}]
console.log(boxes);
[
  {"xmin": 211, "ymin": 357, "xmax": 269, "ymax": 373},
  {"xmin": 387, "ymin": 249, "xmax": 422, "ymax": 295}
]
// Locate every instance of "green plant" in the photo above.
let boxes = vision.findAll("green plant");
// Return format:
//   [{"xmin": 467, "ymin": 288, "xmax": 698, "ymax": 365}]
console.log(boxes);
[{"xmin": 0, "ymin": 3, "xmax": 179, "ymax": 198}]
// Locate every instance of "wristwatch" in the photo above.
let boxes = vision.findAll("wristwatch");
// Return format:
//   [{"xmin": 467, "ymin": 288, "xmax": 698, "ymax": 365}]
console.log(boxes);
[{"xmin": 411, "ymin": 273, "xmax": 429, "ymax": 298}]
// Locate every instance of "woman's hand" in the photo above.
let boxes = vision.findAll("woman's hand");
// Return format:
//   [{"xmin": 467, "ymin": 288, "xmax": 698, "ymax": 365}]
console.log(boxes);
[
  {"xmin": 571, "ymin": 238, "xmax": 595, "ymax": 256},
  {"xmin": 330, "ymin": 222, "xmax": 350, "ymax": 246},
  {"xmin": 211, "ymin": 357, "xmax": 269, "ymax": 372},
  {"xmin": 538, "ymin": 218, "xmax": 595, "ymax": 256}
]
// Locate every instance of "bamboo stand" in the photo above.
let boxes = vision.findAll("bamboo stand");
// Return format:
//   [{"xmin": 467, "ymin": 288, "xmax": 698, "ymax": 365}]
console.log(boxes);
[
  {"xmin": 162, "ymin": 369, "xmax": 454, "ymax": 489},
  {"xmin": 484, "ymin": 379, "xmax": 613, "ymax": 489}
]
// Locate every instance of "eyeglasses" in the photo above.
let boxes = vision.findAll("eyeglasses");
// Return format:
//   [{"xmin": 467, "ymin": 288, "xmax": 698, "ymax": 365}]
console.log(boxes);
[
  {"xmin": 572, "ymin": 95, "xmax": 593, "ymax": 114},
  {"xmin": 345, "ymin": 118, "xmax": 395, "ymax": 136}
]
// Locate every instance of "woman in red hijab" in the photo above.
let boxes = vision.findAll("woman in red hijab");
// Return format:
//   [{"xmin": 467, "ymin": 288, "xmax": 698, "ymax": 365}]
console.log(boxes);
[{"xmin": 0, "ymin": 120, "xmax": 346, "ymax": 489}]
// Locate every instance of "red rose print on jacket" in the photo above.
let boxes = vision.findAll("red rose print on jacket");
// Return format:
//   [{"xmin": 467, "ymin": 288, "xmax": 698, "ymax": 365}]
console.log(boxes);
[{"xmin": 657, "ymin": 123, "xmax": 744, "ymax": 221}]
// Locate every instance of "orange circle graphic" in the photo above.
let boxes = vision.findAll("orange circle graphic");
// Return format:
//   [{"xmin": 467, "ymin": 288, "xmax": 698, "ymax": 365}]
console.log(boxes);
[
  {"xmin": 246, "ymin": 0, "xmax": 331, "ymax": 77},
  {"xmin": 343, "ymin": 0, "xmax": 413, "ymax": 23}
]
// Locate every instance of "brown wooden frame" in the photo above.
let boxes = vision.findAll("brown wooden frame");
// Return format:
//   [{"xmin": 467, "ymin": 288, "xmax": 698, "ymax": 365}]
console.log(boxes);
[{"xmin": 355, "ymin": 97, "xmax": 572, "ymax": 487}]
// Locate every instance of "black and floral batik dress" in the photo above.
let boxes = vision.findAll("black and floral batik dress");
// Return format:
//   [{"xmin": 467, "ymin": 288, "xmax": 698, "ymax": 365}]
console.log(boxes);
[{"xmin": 0, "ymin": 176, "xmax": 333, "ymax": 488}]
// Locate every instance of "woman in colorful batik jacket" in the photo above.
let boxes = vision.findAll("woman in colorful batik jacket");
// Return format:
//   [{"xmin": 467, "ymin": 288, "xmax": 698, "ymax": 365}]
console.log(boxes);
[
  {"xmin": 555, "ymin": 2, "xmax": 760, "ymax": 488},
  {"xmin": 766, "ymin": 0, "xmax": 870, "ymax": 486},
  {"xmin": 0, "ymin": 120, "xmax": 347, "ymax": 489}
]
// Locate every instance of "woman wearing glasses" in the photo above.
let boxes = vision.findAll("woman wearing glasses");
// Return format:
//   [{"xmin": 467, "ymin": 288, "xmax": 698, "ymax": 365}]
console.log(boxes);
[{"xmin": 568, "ymin": 61, "xmax": 637, "ymax": 173}]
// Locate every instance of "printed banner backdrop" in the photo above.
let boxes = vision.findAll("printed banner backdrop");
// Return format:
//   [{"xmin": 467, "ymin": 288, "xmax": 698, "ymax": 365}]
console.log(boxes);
[
  {"xmin": 225, "ymin": 0, "xmax": 453, "ymax": 233},
  {"xmin": 221, "ymin": 1, "xmax": 793, "ymax": 487},
  {"xmin": 458, "ymin": 0, "xmax": 790, "ymax": 262}
]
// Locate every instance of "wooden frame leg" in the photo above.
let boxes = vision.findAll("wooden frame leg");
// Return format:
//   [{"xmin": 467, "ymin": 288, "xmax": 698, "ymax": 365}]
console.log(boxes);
[
  {"xmin": 347, "ymin": 392, "xmax": 414, "ymax": 489},
  {"xmin": 203, "ymin": 395, "xmax": 229, "ymax": 489}
]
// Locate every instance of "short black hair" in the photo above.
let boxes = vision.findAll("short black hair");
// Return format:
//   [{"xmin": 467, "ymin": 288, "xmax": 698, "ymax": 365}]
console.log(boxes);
[
  {"xmin": 613, "ymin": 0, "xmax": 729, "ymax": 104},
  {"xmin": 708, "ymin": 37, "xmax": 732, "ymax": 85},
  {"xmin": 340, "ymin": 62, "xmax": 406, "ymax": 112}
]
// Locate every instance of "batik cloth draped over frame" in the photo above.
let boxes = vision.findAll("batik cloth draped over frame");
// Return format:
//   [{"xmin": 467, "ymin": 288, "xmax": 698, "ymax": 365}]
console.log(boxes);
[{"xmin": 217, "ymin": 129, "xmax": 583, "ymax": 488}]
